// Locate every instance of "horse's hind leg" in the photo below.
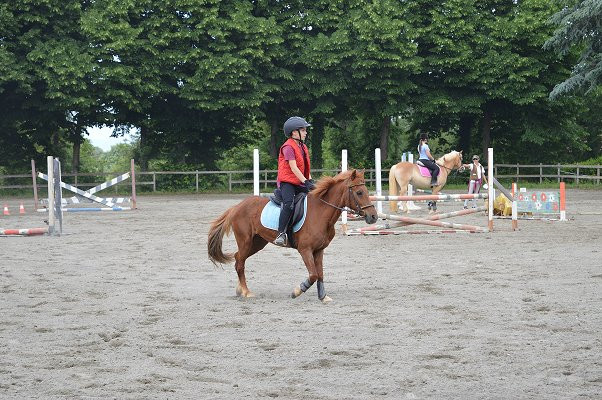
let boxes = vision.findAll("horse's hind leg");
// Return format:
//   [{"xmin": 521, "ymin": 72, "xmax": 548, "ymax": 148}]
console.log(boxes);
[
  {"xmin": 399, "ymin": 180, "xmax": 410, "ymax": 213},
  {"xmin": 235, "ymin": 235, "xmax": 268, "ymax": 298}
]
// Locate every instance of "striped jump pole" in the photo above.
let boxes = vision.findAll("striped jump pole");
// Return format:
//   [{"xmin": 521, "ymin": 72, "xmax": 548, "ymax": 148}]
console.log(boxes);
[
  {"xmin": 560, "ymin": 182, "xmax": 566, "ymax": 221},
  {"xmin": 488, "ymin": 147, "xmax": 494, "ymax": 232},
  {"xmin": 341, "ymin": 149, "xmax": 348, "ymax": 232},
  {"xmin": 348, "ymin": 206, "xmax": 486, "ymax": 234},
  {"xmin": 347, "ymin": 229, "xmax": 485, "ymax": 236},
  {"xmin": 370, "ymin": 193, "xmax": 488, "ymax": 202},
  {"xmin": 375, "ymin": 148, "xmax": 383, "ymax": 214},
  {"xmin": 377, "ymin": 212, "xmax": 489, "ymax": 233},
  {"xmin": 0, "ymin": 227, "xmax": 49, "ymax": 236},
  {"xmin": 62, "ymin": 207, "xmax": 131, "ymax": 212}
]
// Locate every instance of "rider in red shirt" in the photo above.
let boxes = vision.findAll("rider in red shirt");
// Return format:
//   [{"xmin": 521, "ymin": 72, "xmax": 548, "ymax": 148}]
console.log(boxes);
[{"xmin": 274, "ymin": 116, "xmax": 315, "ymax": 247}]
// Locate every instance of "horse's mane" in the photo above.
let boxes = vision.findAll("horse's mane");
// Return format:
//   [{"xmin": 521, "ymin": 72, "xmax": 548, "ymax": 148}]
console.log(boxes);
[{"xmin": 312, "ymin": 170, "xmax": 356, "ymax": 199}]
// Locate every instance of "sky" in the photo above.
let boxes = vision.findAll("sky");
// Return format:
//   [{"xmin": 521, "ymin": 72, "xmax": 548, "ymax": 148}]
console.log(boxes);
[{"xmin": 86, "ymin": 126, "xmax": 134, "ymax": 152}]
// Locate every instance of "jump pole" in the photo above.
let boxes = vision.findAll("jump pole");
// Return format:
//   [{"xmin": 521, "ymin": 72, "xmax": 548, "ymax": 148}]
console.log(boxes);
[
  {"xmin": 488, "ymin": 147, "xmax": 494, "ymax": 232},
  {"xmin": 556, "ymin": 184, "xmax": 567, "ymax": 221},
  {"xmin": 400, "ymin": 152, "xmax": 421, "ymax": 211},
  {"xmin": 347, "ymin": 229, "xmax": 483, "ymax": 235},
  {"xmin": 2, "ymin": 156, "xmax": 60, "ymax": 236},
  {"xmin": 31, "ymin": 159, "xmax": 39, "ymax": 210},
  {"xmin": 253, "ymin": 149, "xmax": 259, "ymax": 196},
  {"xmin": 341, "ymin": 149, "xmax": 348, "ymax": 232},
  {"xmin": 375, "ymin": 148, "xmax": 382, "ymax": 214},
  {"xmin": 377, "ymin": 212, "xmax": 489, "ymax": 233},
  {"xmin": 371, "ymin": 193, "xmax": 488, "ymax": 201},
  {"xmin": 131, "ymin": 159, "xmax": 137, "ymax": 209},
  {"xmin": 47, "ymin": 156, "xmax": 55, "ymax": 233},
  {"xmin": 348, "ymin": 206, "xmax": 486, "ymax": 233}
]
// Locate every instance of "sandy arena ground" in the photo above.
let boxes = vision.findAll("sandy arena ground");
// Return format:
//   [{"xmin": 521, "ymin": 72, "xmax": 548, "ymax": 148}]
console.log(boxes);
[{"xmin": 1, "ymin": 189, "xmax": 601, "ymax": 399}]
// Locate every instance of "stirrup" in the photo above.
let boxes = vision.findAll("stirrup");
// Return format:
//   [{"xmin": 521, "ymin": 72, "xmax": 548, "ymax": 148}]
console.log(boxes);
[{"xmin": 274, "ymin": 232, "xmax": 287, "ymax": 247}]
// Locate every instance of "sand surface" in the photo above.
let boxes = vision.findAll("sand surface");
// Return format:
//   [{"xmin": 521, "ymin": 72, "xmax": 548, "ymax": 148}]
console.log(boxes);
[{"xmin": 1, "ymin": 190, "xmax": 601, "ymax": 399}]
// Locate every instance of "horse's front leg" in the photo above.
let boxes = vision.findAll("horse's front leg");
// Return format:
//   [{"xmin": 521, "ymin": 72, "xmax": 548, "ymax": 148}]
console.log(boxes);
[
  {"xmin": 313, "ymin": 249, "xmax": 331, "ymax": 303},
  {"xmin": 430, "ymin": 187, "xmax": 440, "ymax": 214},
  {"xmin": 292, "ymin": 249, "xmax": 319, "ymax": 300}
]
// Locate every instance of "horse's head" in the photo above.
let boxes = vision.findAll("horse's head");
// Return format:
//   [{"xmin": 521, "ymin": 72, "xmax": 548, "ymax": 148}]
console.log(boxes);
[
  {"xmin": 346, "ymin": 169, "xmax": 378, "ymax": 224},
  {"xmin": 440, "ymin": 150, "xmax": 463, "ymax": 170}
]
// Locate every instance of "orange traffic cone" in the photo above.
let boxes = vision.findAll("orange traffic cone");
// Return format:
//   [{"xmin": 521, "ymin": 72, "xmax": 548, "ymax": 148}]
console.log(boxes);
[
  {"xmin": 3, "ymin": 204, "xmax": 9, "ymax": 216},
  {"xmin": 19, "ymin": 203, "xmax": 25, "ymax": 214}
]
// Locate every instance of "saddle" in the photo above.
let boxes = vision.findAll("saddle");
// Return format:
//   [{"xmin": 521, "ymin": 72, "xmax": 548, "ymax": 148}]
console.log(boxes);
[
  {"xmin": 416, "ymin": 160, "xmax": 439, "ymax": 178},
  {"xmin": 268, "ymin": 189, "xmax": 307, "ymax": 248}
]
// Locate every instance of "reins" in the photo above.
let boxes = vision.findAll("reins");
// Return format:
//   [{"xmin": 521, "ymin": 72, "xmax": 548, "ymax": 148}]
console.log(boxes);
[{"xmin": 435, "ymin": 154, "xmax": 463, "ymax": 177}]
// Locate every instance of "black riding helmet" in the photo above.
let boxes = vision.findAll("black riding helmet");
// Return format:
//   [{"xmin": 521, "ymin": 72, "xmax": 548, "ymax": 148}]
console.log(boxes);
[
  {"xmin": 419, "ymin": 133, "xmax": 429, "ymax": 140},
  {"xmin": 283, "ymin": 116, "xmax": 311, "ymax": 137}
]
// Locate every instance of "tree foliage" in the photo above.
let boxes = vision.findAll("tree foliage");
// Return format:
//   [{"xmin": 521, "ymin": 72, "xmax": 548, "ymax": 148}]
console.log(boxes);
[
  {"xmin": 545, "ymin": 0, "xmax": 602, "ymax": 98},
  {"xmin": 0, "ymin": 0, "xmax": 600, "ymax": 176}
]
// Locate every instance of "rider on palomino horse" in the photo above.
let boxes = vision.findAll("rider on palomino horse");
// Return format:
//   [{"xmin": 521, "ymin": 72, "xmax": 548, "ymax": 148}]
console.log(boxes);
[{"xmin": 417, "ymin": 133, "xmax": 439, "ymax": 187}]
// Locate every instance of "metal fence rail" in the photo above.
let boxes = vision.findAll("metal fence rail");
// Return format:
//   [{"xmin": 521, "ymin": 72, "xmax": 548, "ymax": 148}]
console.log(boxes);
[{"xmin": 1, "ymin": 163, "xmax": 601, "ymax": 194}]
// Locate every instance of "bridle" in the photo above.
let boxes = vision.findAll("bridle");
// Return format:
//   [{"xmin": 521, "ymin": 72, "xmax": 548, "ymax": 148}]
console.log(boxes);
[
  {"xmin": 319, "ymin": 180, "xmax": 375, "ymax": 217},
  {"xmin": 436, "ymin": 154, "xmax": 463, "ymax": 174}
]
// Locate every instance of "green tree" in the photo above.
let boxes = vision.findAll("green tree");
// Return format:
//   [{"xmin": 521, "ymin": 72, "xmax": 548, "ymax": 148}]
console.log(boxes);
[
  {"xmin": 545, "ymin": 0, "xmax": 602, "ymax": 98},
  {"xmin": 0, "ymin": 0, "xmax": 102, "ymax": 171}
]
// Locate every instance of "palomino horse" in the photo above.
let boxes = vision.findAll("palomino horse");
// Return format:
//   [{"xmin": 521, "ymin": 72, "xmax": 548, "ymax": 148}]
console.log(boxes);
[
  {"xmin": 388, "ymin": 150, "xmax": 463, "ymax": 213},
  {"xmin": 208, "ymin": 170, "xmax": 377, "ymax": 303}
]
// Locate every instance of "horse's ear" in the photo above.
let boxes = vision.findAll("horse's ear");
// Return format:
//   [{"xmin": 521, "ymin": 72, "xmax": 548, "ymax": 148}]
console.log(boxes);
[{"xmin": 350, "ymin": 169, "xmax": 357, "ymax": 180}]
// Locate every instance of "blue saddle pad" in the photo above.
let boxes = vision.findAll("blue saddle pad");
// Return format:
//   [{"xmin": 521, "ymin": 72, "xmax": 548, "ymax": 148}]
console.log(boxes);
[{"xmin": 260, "ymin": 197, "xmax": 307, "ymax": 232}]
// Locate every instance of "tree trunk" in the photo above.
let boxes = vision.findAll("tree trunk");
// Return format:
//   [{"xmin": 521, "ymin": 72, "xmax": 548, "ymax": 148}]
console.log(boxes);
[
  {"xmin": 458, "ymin": 115, "xmax": 474, "ymax": 157},
  {"xmin": 72, "ymin": 133, "xmax": 81, "ymax": 173},
  {"xmin": 310, "ymin": 118, "xmax": 324, "ymax": 169},
  {"xmin": 379, "ymin": 115, "xmax": 391, "ymax": 161},
  {"xmin": 481, "ymin": 107, "xmax": 493, "ymax": 159},
  {"xmin": 269, "ymin": 119, "xmax": 279, "ymax": 158},
  {"xmin": 139, "ymin": 125, "xmax": 149, "ymax": 171}
]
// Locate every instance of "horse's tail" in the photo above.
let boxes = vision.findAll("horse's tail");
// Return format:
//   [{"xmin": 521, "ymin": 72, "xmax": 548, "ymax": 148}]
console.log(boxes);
[
  {"xmin": 208, "ymin": 207, "xmax": 235, "ymax": 266},
  {"xmin": 389, "ymin": 164, "xmax": 399, "ymax": 213}
]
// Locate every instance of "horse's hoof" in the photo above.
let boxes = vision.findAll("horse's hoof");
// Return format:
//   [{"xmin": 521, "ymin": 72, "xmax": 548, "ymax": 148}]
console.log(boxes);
[
  {"xmin": 235, "ymin": 284, "xmax": 242, "ymax": 297},
  {"xmin": 321, "ymin": 296, "xmax": 332, "ymax": 304},
  {"xmin": 244, "ymin": 291, "xmax": 256, "ymax": 298},
  {"xmin": 292, "ymin": 287, "xmax": 303, "ymax": 298}
]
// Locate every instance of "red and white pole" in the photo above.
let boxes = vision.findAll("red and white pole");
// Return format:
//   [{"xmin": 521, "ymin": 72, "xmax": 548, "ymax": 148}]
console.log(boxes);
[
  {"xmin": 560, "ymin": 182, "xmax": 566, "ymax": 221},
  {"xmin": 341, "ymin": 149, "xmax": 348, "ymax": 233},
  {"xmin": 488, "ymin": 148, "xmax": 494, "ymax": 232}
]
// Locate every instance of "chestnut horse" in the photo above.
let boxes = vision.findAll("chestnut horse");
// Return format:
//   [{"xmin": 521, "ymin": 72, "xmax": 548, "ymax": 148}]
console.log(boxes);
[
  {"xmin": 388, "ymin": 150, "xmax": 463, "ymax": 213},
  {"xmin": 208, "ymin": 170, "xmax": 377, "ymax": 303}
]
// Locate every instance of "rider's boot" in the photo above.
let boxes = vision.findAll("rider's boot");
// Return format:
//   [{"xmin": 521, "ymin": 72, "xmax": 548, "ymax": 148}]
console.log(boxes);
[
  {"xmin": 274, "ymin": 202, "xmax": 293, "ymax": 247},
  {"xmin": 274, "ymin": 232, "xmax": 288, "ymax": 247}
]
